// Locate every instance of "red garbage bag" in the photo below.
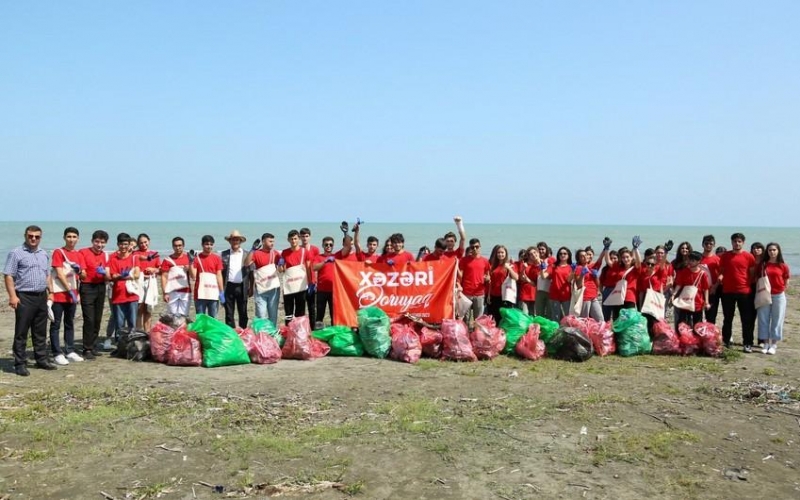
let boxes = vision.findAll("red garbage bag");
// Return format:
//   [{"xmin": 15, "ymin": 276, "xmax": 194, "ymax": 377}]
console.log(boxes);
[
  {"xmin": 166, "ymin": 329, "xmax": 202, "ymax": 366},
  {"xmin": 515, "ymin": 323, "xmax": 545, "ymax": 360},
  {"xmin": 587, "ymin": 320, "xmax": 616, "ymax": 356},
  {"xmin": 281, "ymin": 316, "xmax": 331, "ymax": 360},
  {"xmin": 694, "ymin": 322, "xmax": 723, "ymax": 357},
  {"xmin": 389, "ymin": 323, "xmax": 422, "ymax": 364},
  {"xmin": 150, "ymin": 321, "xmax": 177, "ymax": 363},
  {"xmin": 239, "ymin": 328, "xmax": 282, "ymax": 364},
  {"xmin": 677, "ymin": 322, "xmax": 700, "ymax": 356},
  {"xmin": 652, "ymin": 320, "xmax": 681, "ymax": 355},
  {"xmin": 441, "ymin": 319, "xmax": 477, "ymax": 362},
  {"xmin": 420, "ymin": 327, "xmax": 442, "ymax": 358},
  {"xmin": 470, "ymin": 315, "xmax": 506, "ymax": 360}
]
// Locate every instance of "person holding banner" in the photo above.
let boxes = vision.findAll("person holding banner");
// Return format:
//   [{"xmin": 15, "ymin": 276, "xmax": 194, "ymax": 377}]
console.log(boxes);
[
  {"xmin": 422, "ymin": 238, "xmax": 448, "ymax": 261},
  {"xmin": 353, "ymin": 223, "xmax": 381, "ymax": 264},
  {"xmin": 245, "ymin": 233, "xmax": 282, "ymax": 327},
  {"xmin": 160, "ymin": 237, "xmax": 192, "ymax": 317},
  {"xmin": 190, "ymin": 235, "xmax": 225, "ymax": 318},
  {"xmin": 313, "ymin": 235, "xmax": 353, "ymax": 328},
  {"xmin": 458, "ymin": 238, "xmax": 491, "ymax": 325},
  {"xmin": 134, "ymin": 233, "xmax": 160, "ymax": 331},
  {"xmin": 49, "ymin": 227, "xmax": 85, "ymax": 365},
  {"xmin": 379, "ymin": 233, "xmax": 415, "ymax": 266},
  {"xmin": 486, "ymin": 245, "xmax": 519, "ymax": 323},
  {"xmin": 281, "ymin": 230, "xmax": 310, "ymax": 325}
]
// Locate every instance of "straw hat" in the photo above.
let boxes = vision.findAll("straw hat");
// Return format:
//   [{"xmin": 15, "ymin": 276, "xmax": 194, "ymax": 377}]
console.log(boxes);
[{"xmin": 224, "ymin": 229, "xmax": 247, "ymax": 243}]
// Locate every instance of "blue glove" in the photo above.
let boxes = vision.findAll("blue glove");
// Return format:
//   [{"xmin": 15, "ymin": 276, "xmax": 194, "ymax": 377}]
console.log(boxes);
[
  {"xmin": 570, "ymin": 263, "xmax": 577, "ymax": 271},
  {"xmin": 146, "ymin": 252, "xmax": 159, "ymax": 261},
  {"xmin": 602, "ymin": 237, "xmax": 612, "ymax": 251},
  {"xmin": 70, "ymin": 263, "xmax": 81, "ymax": 273},
  {"xmin": 387, "ymin": 259, "xmax": 395, "ymax": 266},
  {"xmin": 632, "ymin": 235, "xmax": 642, "ymax": 249},
  {"xmin": 325, "ymin": 256, "xmax": 335, "ymax": 263},
  {"xmin": 69, "ymin": 290, "xmax": 79, "ymax": 303},
  {"xmin": 539, "ymin": 262, "xmax": 547, "ymax": 270},
  {"xmin": 581, "ymin": 267, "xmax": 589, "ymax": 277},
  {"xmin": 278, "ymin": 258, "xmax": 285, "ymax": 267},
  {"xmin": 307, "ymin": 283, "xmax": 316, "ymax": 295},
  {"xmin": 188, "ymin": 250, "xmax": 196, "ymax": 263},
  {"xmin": 591, "ymin": 269, "xmax": 599, "ymax": 278},
  {"xmin": 95, "ymin": 265, "xmax": 106, "ymax": 276},
  {"xmin": 251, "ymin": 239, "xmax": 262, "ymax": 251},
  {"xmin": 664, "ymin": 240, "xmax": 674, "ymax": 252},
  {"xmin": 219, "ymin": 291, "xmax": 226, "ymax": 304},
  {"xmin": 120, "ymin": 268, "xmax": 130, "ymax": 278}
]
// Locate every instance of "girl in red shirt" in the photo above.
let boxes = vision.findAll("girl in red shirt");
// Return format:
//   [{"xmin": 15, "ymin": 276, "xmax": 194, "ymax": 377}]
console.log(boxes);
[
  {"xmin": 486, "ymin": 245, "xmax": 519, "ymax": 323},
  {"xmin": 756, "ymin": 243, "xmax": 790, "ymax": 355},
  {"xmin": 573, "ymin": 248, "xmax": 602, "ymax": 321},
  {"xmin": 541, "ymin": 246, "xmax": 573, "ymax": 322},
  {"xmin": 516, "ymin": 247, "xmax": 539, "ymax": 316},
  {"xmin": 600, "ymin": 250, "xmax": 618, "ymax": 321},
  {"xmin": 603, "ymin": 238, "xmax": 642, "ymax": 321},
  {"xmin": 672, "ymin": 252, "xmax": 709, "ymax": 328}
]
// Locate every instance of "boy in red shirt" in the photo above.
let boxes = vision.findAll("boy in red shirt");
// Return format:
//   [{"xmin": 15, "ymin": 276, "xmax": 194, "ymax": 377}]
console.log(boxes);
[
  {"xmin": 719, "ymin": 232, "xmax": 756, "ymax": 351},
  {"xmin": 244, "ymin": 233, "xmax": 282, "ymax": 327},
  {"xmin": 312, "ymin": 236, "xmax": 337, "ymax": 328},
  {"xmin": 699, "ymin": 234, "xmax": 721, "ymax": 323},
  {"xmin": 672, "ymin": 251, "xmax": 710, "ymax": 328},
  {"xmin": 190, "ymin": 235, "xmax": 225, "ymax": 318},
  {"xmin": 458, "ymin": 238, "xmax": 491, "ymax": 325},
  {"xmin": 442, "ymin": 216, "xmax": 467, "ymax": 260},
  {"xmin": 78, "ymin": 230, "xmax": 109, "ymax": 359},
  {"xmin": 160, "ymin": 236, "xmax": 191, "ymax": 317},
  {"xmin": 133, "ymin": 233, "xmax": 160, "ymax": 331},
  {"xmin": 49, "ymin": 227, "xmax": 85, "ymax": 365},
  {"xmin": 281, "ymin": 229, "xmax": 311, "ymax": 325},
  {"xmin": 107, "ymin": 232, "xmax": 141, "ymax": 342},
  {"xmin": 353, "ymin": 223, "xmax": 380, "ymax": 264}
]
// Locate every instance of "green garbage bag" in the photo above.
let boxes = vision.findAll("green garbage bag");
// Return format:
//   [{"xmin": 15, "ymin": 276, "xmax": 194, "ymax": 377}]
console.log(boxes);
[
  {"xmin": 356, "ymin": 307, "xmax": 391, "ymax": 358},
  {"xmin": 312, "ymin": 325, "xmax": 365, "ymax": 357},
  {"xmin": 498, "ymin": 308, "xmax": 535, "ymax": 354},
  {"xmin": 188, "ymin": 314, "xmax": 251, "ymax": 367},
  {"xmin": 252, "ymin": 317, "xmax": 284, "ymax": 347},
  {"xmin": 531, "ymin": 316, "xmax": 560, "ymax": 345},
  {"xmin": 612, "ymin": 309, "xmax": 652, "ymax": 357}
]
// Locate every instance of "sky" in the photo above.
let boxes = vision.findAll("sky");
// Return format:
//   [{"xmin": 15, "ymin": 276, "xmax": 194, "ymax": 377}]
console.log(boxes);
[{"xmin": 1, "ymin": 1, "xmax": 798, "ymax": 226}]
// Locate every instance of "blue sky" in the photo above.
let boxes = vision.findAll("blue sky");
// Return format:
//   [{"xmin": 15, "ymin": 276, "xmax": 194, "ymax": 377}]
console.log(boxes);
[{"xmin": 1, "ymin": 1, "xmax": 798, "ymax": 225}]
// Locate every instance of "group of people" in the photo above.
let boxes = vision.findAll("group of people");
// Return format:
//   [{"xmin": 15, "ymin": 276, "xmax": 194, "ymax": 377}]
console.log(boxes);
[{"xmin": 3, "ymin": 222, "xmax": 791, "ymax": 377}]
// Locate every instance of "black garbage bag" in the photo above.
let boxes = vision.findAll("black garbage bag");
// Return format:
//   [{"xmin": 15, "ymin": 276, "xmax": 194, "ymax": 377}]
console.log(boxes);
[
  {"xmin": 114, "ymin": 328, "xmax": 152, "ymax": 362},
  {"xmin": 548, "ymin": 327, "xmax": 594, "ymax": 362}
]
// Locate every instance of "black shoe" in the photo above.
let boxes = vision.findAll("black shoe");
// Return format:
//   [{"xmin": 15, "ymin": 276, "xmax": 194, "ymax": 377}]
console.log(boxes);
[
  {"xmin": 82, "ymin": 350, "xmax": 96, "ymax": 360},
  {"xmin": 15, "ymin": 365, "xmax": 30, "ymax": 376},
  {"xmin": 35, "ymin": 361, "xmax": 57, "ymax": 371}
]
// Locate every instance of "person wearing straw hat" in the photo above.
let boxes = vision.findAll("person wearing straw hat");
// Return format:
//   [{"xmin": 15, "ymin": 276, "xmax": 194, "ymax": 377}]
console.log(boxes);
[{"xmin": 221, "ymin": 229, "xmax": 252, "ymax": 329}]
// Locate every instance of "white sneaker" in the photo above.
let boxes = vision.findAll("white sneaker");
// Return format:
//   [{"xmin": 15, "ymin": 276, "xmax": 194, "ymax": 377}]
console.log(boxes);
[
  {"xmin": 761, "ymin": 344, "xmax": 769, "ymax": 354},
  {"xmin": 66, "ymin": 352, "xmax": 84, "ymax": 362},
  {"xmin": 103, "ymin": 338, "xmax": 113, "ymax": 350},
  {"xmin": 53, "ymin": 354, "xmax": 69, "ymax": 365},
  {"xmin": 767, "ymin": 345, "xmax": 777, "ymax": 355}
]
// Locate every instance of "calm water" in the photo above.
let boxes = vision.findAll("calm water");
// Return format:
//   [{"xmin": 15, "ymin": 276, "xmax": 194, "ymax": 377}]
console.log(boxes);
[{"xmin": 1, "ymin": 221, "xmax": 798, "ymax": 275}]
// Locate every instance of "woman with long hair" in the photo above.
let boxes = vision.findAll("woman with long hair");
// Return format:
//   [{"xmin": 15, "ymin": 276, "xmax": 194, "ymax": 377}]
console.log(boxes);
[
  {"xmin": 487, "ymin": 245, "xmax": 519, "ymax": 323},
  {"xmin": 603, "ymin": 237, "xmax": 643, "ymax": 321},
  {"xmin": 756, "ymin": 243, "xmax": 790, "ymax": 355},
  {"xmin": 540, "ymin": 246, "xmax": 572, "ymax": 322},
  {"xmin": 573, "ymin": 248, "xmax": 603, "ymax": 321},
  {"xmin": 533, "ymin": 242, "xmax": 554, "ymax": 318},
  {"xmin": 516, "ymin": 247, "xmax": 539, "ymax": 315},
  {"xmin": 600, "ymin": 250, "xmax": 619, "ymax": 321}
]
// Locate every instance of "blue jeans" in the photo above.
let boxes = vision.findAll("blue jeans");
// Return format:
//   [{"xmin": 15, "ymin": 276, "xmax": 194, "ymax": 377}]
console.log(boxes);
[
  {"xmin": 195, "ymin": 299, "xmax": 219, "ymax": 318},
  {"xmin": 550, "ymin": 300, "xmax": 569, "ymax": 323},
  {"xmin": 254, "ymin": 288, "xmax": 280, "ymax": 327},
  {"xmin": 113, "ymin": 301, "xmax": 137, "ymax": 336},
  {"xmin": 757, "ymin": 292, "xmax": 786, "ymax": 342},
  {"xmin": 49, "ymin": 301, "xmax": 77, "ymax": 355}
]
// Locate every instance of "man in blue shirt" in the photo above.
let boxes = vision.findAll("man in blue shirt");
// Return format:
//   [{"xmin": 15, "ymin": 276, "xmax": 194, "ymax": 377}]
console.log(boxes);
[{"xmin": 4, "ymin": 225, "xmax": 57, "ymax": 375}]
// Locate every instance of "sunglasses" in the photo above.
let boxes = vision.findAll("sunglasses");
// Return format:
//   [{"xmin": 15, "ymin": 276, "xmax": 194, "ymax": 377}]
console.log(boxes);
[
  {"xmin": 323, "ymin": 243, "xmax": 334, "ymax": 247},
  {"xmin": 26, "ymin": 234, "xmax": 41, "ymax": 240},
  {"xmin": 470, "ymin": 245, "xmax": 480, "ymax": 249},
  {"xmin": 645, "ymin": 262, "xmax": 655, "ymax": 267}
]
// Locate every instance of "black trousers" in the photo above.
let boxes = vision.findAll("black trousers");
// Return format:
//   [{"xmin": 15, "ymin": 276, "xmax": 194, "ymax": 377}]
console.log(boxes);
[
  {"xmin": 306, "ymin": 289, "xmax": 316, "ymax": 326},
  {"xmin": 224, "ymin": 282, "xmax": 248, "ymax": 329},
  {"xmin": 704, "ymin": 286, "xmax": 721, "ymax": 324},
  {"xmin": 13, "ymin": 291, "xmax": 49, "ymax": 366},
  {"xmin": 315, "ymin": 291, "xmax": 333, "ymax": 328},
  {"xmin": 284, "ymin": 291, "xmax": 306, "ymax": 325},
  {"xmin": 80, "ymin": 283, "xmax": 106, "ymax": 351},
  {"xmin": 675, "ymin": 308, "xmax": 703, "ymax": 329},
  {"xmin": 721, "ymin": 292, "xmax": 755, "ymax": 346}
]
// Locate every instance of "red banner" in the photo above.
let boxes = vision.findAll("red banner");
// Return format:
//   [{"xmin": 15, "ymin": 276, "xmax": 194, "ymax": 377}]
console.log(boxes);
[{"xmin": 332, "ymin": 260, "xmax": 457, "ymax": 327}]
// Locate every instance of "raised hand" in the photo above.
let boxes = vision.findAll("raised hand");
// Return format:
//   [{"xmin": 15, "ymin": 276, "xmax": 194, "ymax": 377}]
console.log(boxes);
[
  {"xmin": 251, "ymin": 239, "xmax": 263, "ymax": 251},
  {"xmin": 632, "ymin": 235, "xmax": 642, "ymax": 249},
  {"xmin": 539, "ymin": 262, "xmax": 548, "ymax": 270},
  {"xmin": 664, "ymin": 240, "xmax": 674, "ymax": 252},
  {"xmin": 602, "ymin": 237, "xmax": 612, "ymax": 251}
]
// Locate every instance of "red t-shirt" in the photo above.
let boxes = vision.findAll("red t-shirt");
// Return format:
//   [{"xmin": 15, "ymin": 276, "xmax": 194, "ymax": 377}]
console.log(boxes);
[
  {"xmin": 517, "ymin": 262, "xmax": 536, "ymax": 302},
  {"xmin": 674, "ymin": 267, "xmax": 709, "ymax": 312},
  {"xmin": 160, "ymin": 254, "xmax": 191, "ymax": 293},
  {"xmin": 357, "ymin": 250, "xmax": 381, "ymax": 264},
  {"xmin": 700, "ymin": 254, "xmax": 721, "ymax": 286},
  {"xmin": 459, "ymin": 255, "xmax": 490, "ymax": 296},
  {"xmin": 251, "ymin": 249, "xmax": 281, "ymax": 269},
  {"xmin": 51, "ymin": 247, "xmax": 84, "ymax": 303},
  {"xmin": 334, "ymin": 249, "xmax": 359, "ymax": 262},
  {"xmin": 133, "ymin": 250, "xmax": 161, "ymax": 276},
  {"xmin": 282, "ymin": 247, "xmax": 310, "ymax": 268},
  {"xmin": 575, "ymin": 265, "xmax": 599, "ymax": 300},
  {"xmin": 192, "ymin": 252, "xmax": 223, "ymax": 300},
  {"xmin": 720, "ymin": 251, "xmax": 756, "ymax": 294},
  {"xmin": 489, "ymin": 265, "xmax": 511, "ymax": 297},
  {"xmin": 442, "ymin": 248, "xmax": 464, "ymax": 260},
  {"xmin": 314, "ymin": 254, "xmax": 336, "ymax": 293},
  {"xmin": 109, "ymin": 252, "xmax": 139, "ymax": 304},
  {"xmin": 606, "ymin": 263, "xmax": 639, "ymax": 303},
  {"xmin": 422, "ymin": 252, "xmax": 444, "ymax": 262},
  {"xmin": 302, "ymin": 244, "xmax": 320, "ymax": 260},
  {"xmin": 638, "ymin": 268, "xmax": 667, "ymax": 293},
  {"xmin": 79, "ymin": 247, "xmax": 109, "ymax": 285},
  {"xmin": 378, "ymin": 251, "xmax": 415, "ymax": 265},
  {"xmin": 548, "ymin": 264, "xmax": 573, "ymax": 302},
  {"xmin": 761, "ymin": 262, "xmax": 790, "ymax": 294}
]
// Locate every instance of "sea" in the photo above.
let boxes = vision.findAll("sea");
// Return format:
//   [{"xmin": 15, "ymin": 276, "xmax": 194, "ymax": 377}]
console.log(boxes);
[{"xmin": 1, "ymin": 221, "xmax": 798, "ymax": 275}]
